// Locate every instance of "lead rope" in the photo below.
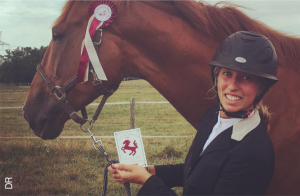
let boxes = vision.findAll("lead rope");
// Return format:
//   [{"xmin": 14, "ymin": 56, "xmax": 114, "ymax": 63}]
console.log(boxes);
[
  {"xmin": 81, "ymin": 92, "xmax": 130, "ymax": 196},
  {"xmin": 80, "ymin": 27, "xmax": 131, "ymax": 196},
  {"xmin": 82, "ymin": 126, "xmax": 131, "ymax": 196}
]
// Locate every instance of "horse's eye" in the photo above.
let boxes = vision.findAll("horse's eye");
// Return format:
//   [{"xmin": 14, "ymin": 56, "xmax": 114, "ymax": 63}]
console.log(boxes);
[{"xmin": 52, "ymin": 31, "xmax": 64, "ymax": 41}]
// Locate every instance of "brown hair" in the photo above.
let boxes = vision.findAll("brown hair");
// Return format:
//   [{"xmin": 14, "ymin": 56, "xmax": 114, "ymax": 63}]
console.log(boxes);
[{"xmin": 256, "ymin": 102, "xmax": 271, "ymax": 131}]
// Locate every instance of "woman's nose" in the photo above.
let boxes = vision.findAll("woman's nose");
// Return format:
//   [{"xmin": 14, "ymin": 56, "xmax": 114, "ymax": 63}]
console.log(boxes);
[{"xmin": 228, "ymin": 77, "xmax": 239, "ymax": 91}]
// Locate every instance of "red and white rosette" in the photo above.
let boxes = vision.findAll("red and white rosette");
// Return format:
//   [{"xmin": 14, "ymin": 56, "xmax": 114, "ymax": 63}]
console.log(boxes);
[{"xmin": 77, "ymin": 0, "xmax": 117, "ymax": 83}]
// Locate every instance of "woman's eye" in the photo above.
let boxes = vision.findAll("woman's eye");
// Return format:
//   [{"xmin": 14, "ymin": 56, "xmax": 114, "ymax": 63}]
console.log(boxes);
[
  {"xmin": 52, "ymin": 32, "xmax": 64, "ymax": 41},
  {"xmin": 243, "ymin": 76, "xmax": 252, "ymax": 81},
  {"xmin": 223, "ymin": 72, "xmax": 231, "ymax": 77}
]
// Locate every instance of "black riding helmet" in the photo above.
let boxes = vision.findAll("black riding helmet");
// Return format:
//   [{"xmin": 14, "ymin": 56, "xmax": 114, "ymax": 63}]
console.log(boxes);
[{"xmin": 207, "ymin": 31, "xmax": 278, "ymax": 118}]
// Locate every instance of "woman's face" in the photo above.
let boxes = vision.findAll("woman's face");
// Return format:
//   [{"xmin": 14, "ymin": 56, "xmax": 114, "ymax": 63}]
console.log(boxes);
[{"xmin": 217, "ymin": 68, "xmax": 262, "ymax": 118}]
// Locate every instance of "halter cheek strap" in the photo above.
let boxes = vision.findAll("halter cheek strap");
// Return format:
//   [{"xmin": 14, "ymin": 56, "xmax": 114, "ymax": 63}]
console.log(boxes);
[{"xmin": 36, "ymin": 29, "xmax": 117, "ymax": 126}]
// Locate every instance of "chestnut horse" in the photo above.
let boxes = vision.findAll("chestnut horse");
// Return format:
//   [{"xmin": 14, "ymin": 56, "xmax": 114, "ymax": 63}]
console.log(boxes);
[{"xmin": 23, "ymin": 1, "xmax": 300, "ymax": 195}]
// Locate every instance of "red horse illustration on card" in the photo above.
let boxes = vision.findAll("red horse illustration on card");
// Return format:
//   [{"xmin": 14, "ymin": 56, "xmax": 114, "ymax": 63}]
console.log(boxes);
[{"xmin": 121, "ymin": 140, "xmax": 138, "ymax": 156}]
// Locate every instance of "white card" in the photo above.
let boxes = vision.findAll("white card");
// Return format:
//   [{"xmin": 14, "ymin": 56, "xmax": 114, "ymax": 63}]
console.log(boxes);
[{"xmin": 114, "ymin": 128, "xmax": 148, "ymax": 167}]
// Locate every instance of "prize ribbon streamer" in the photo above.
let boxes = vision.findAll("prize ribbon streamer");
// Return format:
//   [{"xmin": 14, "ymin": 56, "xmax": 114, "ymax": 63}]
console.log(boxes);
[{"xmin": 77, "ymin": 17, "xmax": 104, "ymax": 82}]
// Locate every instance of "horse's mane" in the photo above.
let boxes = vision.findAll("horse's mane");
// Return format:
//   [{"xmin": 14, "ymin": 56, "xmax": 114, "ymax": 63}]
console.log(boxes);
[
  {"xmin": 172, "ymin": 1, "xmax": 300, "ymax": 72},
  {"xmin": 54, "ymin": 0, "xmax": 300, "ymax": 72}
]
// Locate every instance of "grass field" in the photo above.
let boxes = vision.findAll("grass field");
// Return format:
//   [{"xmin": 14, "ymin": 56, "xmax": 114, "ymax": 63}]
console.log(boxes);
[{"xmin": 0, "ymin": 80, "xmax": 196, "ymax": 195}]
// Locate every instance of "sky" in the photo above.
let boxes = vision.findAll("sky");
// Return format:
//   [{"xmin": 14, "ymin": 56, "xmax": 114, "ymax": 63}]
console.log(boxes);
[{"xmin": 1, "ymin": 0, "xmax": 300, "ymax": 56}]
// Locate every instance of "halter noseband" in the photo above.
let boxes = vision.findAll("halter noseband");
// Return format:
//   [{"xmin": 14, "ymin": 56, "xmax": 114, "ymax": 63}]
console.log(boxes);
[{"xmin": 36, "ymin": 29, "xmax": 117, "ymax": 127}]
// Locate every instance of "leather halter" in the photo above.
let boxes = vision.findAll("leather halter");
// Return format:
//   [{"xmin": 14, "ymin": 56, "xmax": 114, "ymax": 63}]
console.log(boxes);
[{"xmin": 36, "ymin": 29, "xmax": 117, "ymax": 126}]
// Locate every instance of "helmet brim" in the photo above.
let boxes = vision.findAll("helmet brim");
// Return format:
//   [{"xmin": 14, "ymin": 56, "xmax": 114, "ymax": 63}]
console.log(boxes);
[{"xmin": 207, "ymin": 61, "xmax": 278, "ymax": 85}]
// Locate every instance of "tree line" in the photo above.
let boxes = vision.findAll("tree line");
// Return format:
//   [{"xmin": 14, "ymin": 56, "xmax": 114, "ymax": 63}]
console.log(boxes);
[
  {"xmin": 0, "ymin": 46, "xmax": 142, "ymax": 84},
  {"xmin": 0, "ymin": 46, "xmax": 47, "ymax": 84}
]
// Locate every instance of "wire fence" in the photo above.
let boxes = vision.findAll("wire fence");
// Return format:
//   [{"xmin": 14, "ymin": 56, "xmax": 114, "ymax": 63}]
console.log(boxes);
[
  {"xmin": 0, "ymin": 82, "xmax": 31, "ymax": 86},
  {"xmin": 0, "ymin": 77, "xmax": 138, "ymax": 88},
  {"xmin": 0, "ymin": 80, "xmax": 196, "ymax": 137},
  {"xmin": 0, "ymin": 79, "xmax": 153, "ymax": 93},
  {"xmin": 0, "ymin": 83, "xmax": 31, "ymax": 92}
]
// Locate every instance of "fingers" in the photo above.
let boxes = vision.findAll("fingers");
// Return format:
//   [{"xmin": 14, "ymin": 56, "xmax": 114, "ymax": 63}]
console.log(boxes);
[
  {"xmin": 113, "ymin": 170, "xmax": 126, "ymax": 184},
  {"xmin": 107, "ymin": 166, "xmax": 118, "ymax": 174},
  {"xmin": 111, "ymin": 164, "xmax": 134, "ymax": 184},
  {"xmin": 112, "ymin": 163, "xmax": 135, "ymax": 172},
  {"xmin": 112, "ymin": 173, "xmax": 121, "ymax": 179},
  {"xmin": 109, "ymin": 164, "xmax": 130, "ymax": 183},
  {"xmin": 108, "ymin": 164, "xmax": 129, "ymax": 184},
  {"xmin": 112, "ymin": 169, "xmax": 129, "ymax": 184},
  {"xmin": 115, "ymin": 168, "xmax": 129, "ymax": 177}
]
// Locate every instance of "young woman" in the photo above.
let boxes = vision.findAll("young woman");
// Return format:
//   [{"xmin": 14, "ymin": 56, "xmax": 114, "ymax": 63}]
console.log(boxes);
[{"xmin": 108, "ymin": 31, "xmax": 278, "ymax": 195}]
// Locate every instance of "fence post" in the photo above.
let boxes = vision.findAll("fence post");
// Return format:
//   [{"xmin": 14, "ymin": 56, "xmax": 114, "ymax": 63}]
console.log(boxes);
[{"xmin": 130, "ymin": 98, "xmax": 135, "ymax": 129}]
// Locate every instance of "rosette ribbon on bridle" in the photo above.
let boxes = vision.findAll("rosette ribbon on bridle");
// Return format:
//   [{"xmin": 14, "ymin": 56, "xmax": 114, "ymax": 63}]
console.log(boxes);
[{"xmin": 77, "ymin": 0, "xmax": 117, "ymax": 83}]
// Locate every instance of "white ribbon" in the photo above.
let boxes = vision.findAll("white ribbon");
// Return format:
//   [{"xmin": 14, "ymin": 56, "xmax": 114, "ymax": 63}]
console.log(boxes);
[{"xmin": 82, "ymin": 16, "xmax": 107, "ymax": 82}]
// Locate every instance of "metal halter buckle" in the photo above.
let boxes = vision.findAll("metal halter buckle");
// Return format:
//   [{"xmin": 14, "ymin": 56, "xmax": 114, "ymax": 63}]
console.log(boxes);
[
  {"xmin": 93, "ymin": 140, "xmax": 103, "ymax": 151},
  {"xmin": 93, "ymin": 29, "xmax": 103, "ymax": 45},
  {"xmin": 93, "ymin": 80, "xmax": 102, "ymax": 86},
  {"xmin": 92, "ymin": 69, "xmax": 103, "ymax": 86},
  {"xmin": 80, "ymin": 120, "xmax": 93, "ymax": 132},
  {"xmin": 53, "ymin": 86, "xmax": 66, "ymax": 101}
]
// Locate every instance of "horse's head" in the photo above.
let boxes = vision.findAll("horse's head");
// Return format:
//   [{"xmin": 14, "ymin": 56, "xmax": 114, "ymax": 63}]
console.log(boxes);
[
  {"xmin": 123, "ymin": 140, "xmax": 130, "ymax": 145},
  {"xmin": 23, "ymin": 1, "xmax": 130, "ymax": 139}
]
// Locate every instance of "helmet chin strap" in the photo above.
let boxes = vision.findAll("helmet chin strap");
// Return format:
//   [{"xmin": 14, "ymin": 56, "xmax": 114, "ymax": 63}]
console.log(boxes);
[{"xmin": 219, "ymin": 103, "xmax": 255, "ymax": 119}]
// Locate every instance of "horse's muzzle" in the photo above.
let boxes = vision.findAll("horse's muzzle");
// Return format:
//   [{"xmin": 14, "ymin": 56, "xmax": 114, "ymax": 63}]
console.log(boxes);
[{"xmin": 23, "ymin": 102, "xmax": 66, "ymax": 140}]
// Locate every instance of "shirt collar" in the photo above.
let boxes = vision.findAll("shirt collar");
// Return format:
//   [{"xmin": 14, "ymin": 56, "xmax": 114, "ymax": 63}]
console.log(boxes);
[
  {"xmin": 218, "ymin": 113, "xmax": 242, "ymax": 127},
  {"xmin": 231, "ymin": 109, "xmax": 261, "ymax": 141}
]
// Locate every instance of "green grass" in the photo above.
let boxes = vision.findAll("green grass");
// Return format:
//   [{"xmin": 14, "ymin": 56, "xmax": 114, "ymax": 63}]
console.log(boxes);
[
  {"xmin": 0, "ymin": 80, "xmax": 196, "ymax": 195},
  {"xmin": 0, "ymin": 138, "xmax": 193, "ymax": 195}
]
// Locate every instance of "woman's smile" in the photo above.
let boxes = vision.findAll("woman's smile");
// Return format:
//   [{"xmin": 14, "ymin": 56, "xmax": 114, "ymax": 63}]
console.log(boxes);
[{"xmin": 225, "ymin": 94, "xmax": 242, "ymax": 101}]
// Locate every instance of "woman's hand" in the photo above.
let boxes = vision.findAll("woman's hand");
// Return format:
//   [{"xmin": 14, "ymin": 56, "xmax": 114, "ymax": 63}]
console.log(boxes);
[{"xmin": 107, "ymin": 164, "xmax": 152, "ymax": 185}]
